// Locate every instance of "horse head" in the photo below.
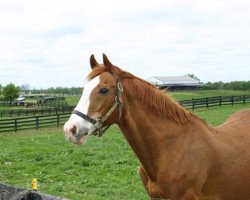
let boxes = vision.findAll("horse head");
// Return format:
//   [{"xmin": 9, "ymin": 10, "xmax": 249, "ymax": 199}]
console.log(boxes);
[{"xmin": 64, "ymin": 54, "xmax": 123, "ymax": 144}]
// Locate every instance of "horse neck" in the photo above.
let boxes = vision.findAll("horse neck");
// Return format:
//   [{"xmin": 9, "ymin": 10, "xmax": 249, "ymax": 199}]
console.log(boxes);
[{"xmin": 117, "ymin": 79, "xmax": 213, "ymax": 179}]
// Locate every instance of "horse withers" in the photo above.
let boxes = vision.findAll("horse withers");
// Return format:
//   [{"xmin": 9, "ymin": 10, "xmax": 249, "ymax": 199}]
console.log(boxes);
[{"xmin": 64, "ymin": 54, "xmax": 250, "ymax": 200}]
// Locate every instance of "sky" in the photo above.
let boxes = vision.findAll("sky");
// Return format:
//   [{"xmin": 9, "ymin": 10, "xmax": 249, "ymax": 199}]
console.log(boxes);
[{"xmin": 0, "ymin": 0, "xmax": 250, "ymax": 89}]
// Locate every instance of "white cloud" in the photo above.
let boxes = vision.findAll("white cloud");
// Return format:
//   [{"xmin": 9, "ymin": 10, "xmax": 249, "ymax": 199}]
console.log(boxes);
[{"xmin": 0, "ymin": 0, "xmax": 250, "ymax": 88}]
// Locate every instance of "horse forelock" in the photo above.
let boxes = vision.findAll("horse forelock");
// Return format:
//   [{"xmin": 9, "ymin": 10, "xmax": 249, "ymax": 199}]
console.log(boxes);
[{"xmin": 87, "ymin": 65, "xmax": 107, "ymax": 81}]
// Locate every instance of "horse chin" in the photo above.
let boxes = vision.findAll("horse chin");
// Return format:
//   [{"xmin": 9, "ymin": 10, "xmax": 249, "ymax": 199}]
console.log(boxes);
[
  {"xmin": 67, "ymin": 134, "xmax": 89, "ymax": 145},
  {"xmin": 73, "ymin": 136, "xmax": 88, "ymax": 145}
]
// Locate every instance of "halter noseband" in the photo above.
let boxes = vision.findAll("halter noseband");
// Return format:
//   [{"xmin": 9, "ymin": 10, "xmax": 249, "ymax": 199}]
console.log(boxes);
[{"xmin": 72, "ymin": 81, "xmax": 123, "ymax": 139}]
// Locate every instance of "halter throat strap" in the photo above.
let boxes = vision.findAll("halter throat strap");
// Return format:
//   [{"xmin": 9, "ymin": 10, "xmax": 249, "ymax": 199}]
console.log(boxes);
[{"xmin": 73, "ymin": 81, "xmax": 123, "ymax": 138}]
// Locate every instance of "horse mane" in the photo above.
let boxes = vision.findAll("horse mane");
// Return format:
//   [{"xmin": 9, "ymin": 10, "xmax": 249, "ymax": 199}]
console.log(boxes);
[
  {"xmin": 88, "ymin": 65, "xmax": 196, "ymax": 124},
  {"xmin": 119, "ymin": 72, "xmax": 192, "ymax": 124}
]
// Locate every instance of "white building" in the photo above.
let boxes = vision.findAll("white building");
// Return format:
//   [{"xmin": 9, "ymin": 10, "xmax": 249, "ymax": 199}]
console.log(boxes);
[{"xmin": 148, "ymin": 75, "xmax": 202, "ymax": 90}]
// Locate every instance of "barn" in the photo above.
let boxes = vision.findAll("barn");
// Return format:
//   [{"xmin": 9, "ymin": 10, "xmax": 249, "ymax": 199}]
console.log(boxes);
[{"xmin": 148, "ymin": 75, "xmax": 203, "ymax": 90}]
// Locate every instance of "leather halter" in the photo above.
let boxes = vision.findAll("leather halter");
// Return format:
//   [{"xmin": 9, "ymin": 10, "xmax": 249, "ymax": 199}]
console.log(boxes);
[{"xmin": 73, "ymin": 81, "xmax": 123, "ymax": 139}]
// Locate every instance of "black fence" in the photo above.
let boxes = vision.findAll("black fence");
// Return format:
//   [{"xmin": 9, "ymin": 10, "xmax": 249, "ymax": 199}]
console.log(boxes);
[
  {"xmin": 0, "ymin": 106, "xmax": 74, "ymax": 118},
  {"xmin": 36, "ymin": 101, "xmax": 68, "ymax": 109},
  {"xmin": 0, "ymin": 98, "xmax": 67, "ymax": 108},
  {"xmin": 0, "ymin": 113, "xmax": 70, "ymax": 133},
  {"xmin": 0, "ymin": 100, "xmax": 15, "ymax": 107},
  {"xmin": 179, "ymin": 95, "xmax": 250, "ymax": 109}
]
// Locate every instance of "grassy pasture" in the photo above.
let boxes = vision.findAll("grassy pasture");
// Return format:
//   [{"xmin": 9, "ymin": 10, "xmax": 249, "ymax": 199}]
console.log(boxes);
[
  {"xmin": 65, "ymin": 95, "xmax": 81, "ymax": 106},
  {"xmin": 169, "ymin": 89, "xmax": 249, "ymax": 100}
]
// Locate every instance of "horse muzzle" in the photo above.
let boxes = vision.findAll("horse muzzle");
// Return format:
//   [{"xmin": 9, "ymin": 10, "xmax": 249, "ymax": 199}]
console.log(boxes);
[{"xmin": 63, "ymin": 120, "xmax": 90, "ymax": 144}]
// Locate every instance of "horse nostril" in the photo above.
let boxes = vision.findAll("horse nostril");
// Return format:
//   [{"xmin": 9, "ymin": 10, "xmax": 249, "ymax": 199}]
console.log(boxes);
[{"xmin": 70, "ymin": 126, "xmax": 77, "ymax": 136}]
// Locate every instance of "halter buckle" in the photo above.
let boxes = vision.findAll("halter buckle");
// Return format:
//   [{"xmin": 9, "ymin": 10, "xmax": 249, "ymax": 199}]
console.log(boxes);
[{"xmin": 117, "ymin": 82, "xmax": 123, "ymax": 92}]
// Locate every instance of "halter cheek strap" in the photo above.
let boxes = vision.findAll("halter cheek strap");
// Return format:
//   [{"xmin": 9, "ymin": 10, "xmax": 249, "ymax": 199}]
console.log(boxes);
[{"xmin": 72, "ymin": 81, "xmax": 123, "ymax": 138}]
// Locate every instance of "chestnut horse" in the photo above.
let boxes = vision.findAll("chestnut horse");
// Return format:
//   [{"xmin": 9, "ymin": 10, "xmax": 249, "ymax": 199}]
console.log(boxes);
[{"xmin": 64, "ymin": 54, "xmax": 250, "ymax": 200}]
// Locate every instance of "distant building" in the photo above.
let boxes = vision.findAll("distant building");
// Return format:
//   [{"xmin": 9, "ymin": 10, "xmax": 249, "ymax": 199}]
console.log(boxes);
[{"xmin": 148, "ymin": 75, "xmax": 203, "ymax": 90}]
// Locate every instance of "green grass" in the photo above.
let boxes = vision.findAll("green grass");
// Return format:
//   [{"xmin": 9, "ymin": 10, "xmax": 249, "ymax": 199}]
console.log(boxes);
[
  {"xmin": 194, "ymin": 104, "xmax": 250, "ymax": 126},
  {"xmin": 1, "ymin": 103, "xmax": 250, "ymax": 199},
  {"xmin": 0, "ymin": 106, "xmax": 22, "ymax": 111},
  {"xmin": 168, "ymin": 89, "xmax": 249, "ymax": 101},
  {"xmin": 65, "ymin": 95, "xmax": 80, "ymax": 106},
  {"xmin": 0, "ymin": 126, "xmax": 144, "ymax": 200}
]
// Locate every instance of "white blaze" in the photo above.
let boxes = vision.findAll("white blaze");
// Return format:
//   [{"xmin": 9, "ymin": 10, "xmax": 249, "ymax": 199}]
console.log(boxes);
[
  {"xmin": 73, "ymin": 75, "xmax": 100, "ymax": 124},
  {"xmin": 64, "ymin": 76, "xmax": 100, "ymax": 142}
]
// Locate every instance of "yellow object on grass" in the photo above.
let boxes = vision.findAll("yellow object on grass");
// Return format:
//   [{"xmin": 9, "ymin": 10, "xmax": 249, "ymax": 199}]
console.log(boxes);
[{"xmin": 32, "ymin": 178, "xmax": 38, "ymax": 191}]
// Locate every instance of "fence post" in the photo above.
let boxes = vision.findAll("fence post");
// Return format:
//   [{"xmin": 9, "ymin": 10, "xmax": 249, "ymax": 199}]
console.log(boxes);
[
  {"xmin": 192, "ymin": 99, "xmax": 195, "ymax": 110},
  {"xmin": 219, "ymin": 96, "xmax": 222, "ymax": 107},
  {"xmin": 14, "ymin": 119, "xmax": 17, "ymax": 132},
  {"xmin": 231, "ymin": 96, "xmax": 234, "ymax": 106},
  {"xmin": 243, "ymin": 95, "xmax": 246, "ymax": 104},
  {"xmin": 36, "ymin": 116, "xmax": 39, "ymax": 130},
  {"xmin": 205, "ymin": 98, "xmax": 208, "ymax": 108},
  {"xmin": 57, "ymin": 115, "xmax": 59, "ymax": 127}
]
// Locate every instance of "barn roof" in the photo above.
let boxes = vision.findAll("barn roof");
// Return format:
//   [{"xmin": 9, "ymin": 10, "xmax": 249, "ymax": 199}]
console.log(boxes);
[{"xmin": 148, "ymin": 75, "xmax": 202, "ymax": 88}]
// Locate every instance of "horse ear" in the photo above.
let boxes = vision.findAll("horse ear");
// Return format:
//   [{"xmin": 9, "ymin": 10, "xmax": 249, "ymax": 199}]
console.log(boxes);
[
  {"xmin": 90, "ymin": 54, "xmax": 99, "ymax": 69},
  {"xmin": 103, "ymin": 53, "xmax": 113, "ymax": 72}
]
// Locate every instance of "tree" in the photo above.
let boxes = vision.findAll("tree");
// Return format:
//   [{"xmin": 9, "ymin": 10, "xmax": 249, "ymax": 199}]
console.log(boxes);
[
  {"xmin": 213, "ymin": 81, "xmax": 224, "ymax": 90},
  {"xmin": 0, "ymin": 84, "xmax": 2, "ymax": 96},
  {"xmin": 187, "ymin": 74, "xmax": 200, "ymax": 82},
  {"xmin": 20, "ymin": 84, "xmax": 30, "ymax": 94},
  {"xmin": 2, "ymin": 83, "xmax": 20, "ymax": 101}
]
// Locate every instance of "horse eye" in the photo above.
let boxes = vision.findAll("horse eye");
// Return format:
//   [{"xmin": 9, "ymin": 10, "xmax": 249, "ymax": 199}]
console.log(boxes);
[{"xmin": 99, "ymin": 88, "xmax": 109, "ymax": 94}]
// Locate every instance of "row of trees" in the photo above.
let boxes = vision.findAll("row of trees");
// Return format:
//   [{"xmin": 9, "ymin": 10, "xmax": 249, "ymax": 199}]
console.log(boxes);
[
  {"xmin": 17, "ymin": 84, "xmax": 81, "ymax": 95},
  {"xmin": 203, "ymin": 81, "xmax": 250, "ymax": 91},
  {"xmin": 30, "ymin": 87, "xmax": 81, "ymax": 95}
]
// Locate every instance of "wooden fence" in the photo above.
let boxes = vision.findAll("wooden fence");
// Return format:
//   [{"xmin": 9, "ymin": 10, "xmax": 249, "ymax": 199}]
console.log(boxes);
[
  {"xmin": 36, "ymin": 101, "xmax": 68, "ymax": 109},
  {"xmin": 179, "ymin": 95, "xmax": 250, "ymax": 109},
  {"xmin": 0, "ymin": 100, "xmax": 67, "ymax": 108},
  {"xmin": 0, "ymin": 114, "xmax": 70, "ymax": 132},
  {"xmin": 0, "ymin": 106, "xmax": 74, "ymax": 118}
]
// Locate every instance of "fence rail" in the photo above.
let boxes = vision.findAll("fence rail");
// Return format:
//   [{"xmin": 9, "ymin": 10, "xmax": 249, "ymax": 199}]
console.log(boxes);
[
  {"xmin": 0, "ymin": 100, "xmax": 68, "ymax": 108},
  {"xmin": 0, "ymin": 106, "xmax": 74, "ymax": 118},
  {"xmin": 179, "ymin": 95, "xmax": 250, "ymax": 109},
  {"xmin": 0, "ymin": 114, "xmax": 70, "ymax": 132}
]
